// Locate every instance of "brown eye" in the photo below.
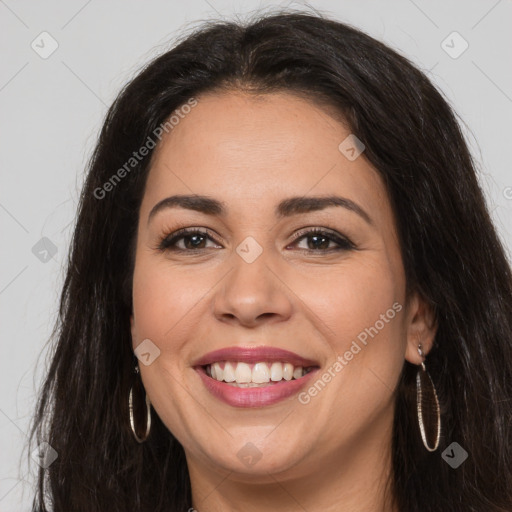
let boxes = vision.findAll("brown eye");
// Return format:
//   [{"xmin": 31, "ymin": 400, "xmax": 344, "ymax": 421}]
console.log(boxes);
[
  {"xmin": 289, "ymin": 229, "xmax": 355, "ymax": 252},
  {"xmin": 158, "ymin": 228, "xmax": 221, "ymax": 251}
]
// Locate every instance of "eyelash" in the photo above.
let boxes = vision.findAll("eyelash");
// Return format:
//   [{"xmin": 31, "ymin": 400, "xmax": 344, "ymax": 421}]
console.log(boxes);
[{"xmin": 156, "ymin": 227, "xmax": 355, "ymax": 253}]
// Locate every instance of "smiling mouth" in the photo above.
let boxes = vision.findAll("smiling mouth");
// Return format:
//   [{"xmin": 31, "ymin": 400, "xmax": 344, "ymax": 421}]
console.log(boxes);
[{"xmin": 201, "ymin": 361, "xmax": 317, "ymax": 387}]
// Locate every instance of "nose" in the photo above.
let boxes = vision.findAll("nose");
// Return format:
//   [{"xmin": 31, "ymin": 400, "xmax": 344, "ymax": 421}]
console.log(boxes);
[{"xmin": 212, "ymin": 249, "xmax": 293, "ymax": 328}]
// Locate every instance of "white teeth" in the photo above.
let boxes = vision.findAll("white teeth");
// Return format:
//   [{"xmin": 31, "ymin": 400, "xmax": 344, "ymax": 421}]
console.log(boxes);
[
  {"xmin": 234, "ymin": 362, "xmax": 252, "ymax": 383},
  {"xmin": 270, "ymin": 362, "xmax": 283, "ymax": 381},
  {"xmin": 206, "ymin": 361, "xmax": 313, "ymax": 384},
  {"xmin": 293, "ymin": 366, "xmax": 303, "ymax": 380},
  {"xmin": 212, "ymin": 362, "xmax": 223, "ymax": 381},
  {"xmin": 223, "ymin": 362, "xmax": 236, "ymax": 382},
  {"xmin": 252, "ymin": 362, "xmax": 270, "ymax": 383},
  {"xmin": 283, "ymin": 363, "xmax": 294, "ymax": 381}
]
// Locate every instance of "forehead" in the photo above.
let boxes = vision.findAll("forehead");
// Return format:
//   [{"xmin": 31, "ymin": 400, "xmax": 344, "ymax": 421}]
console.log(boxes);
[{"xmin": 143, "ymin": 91, "xmax": 389, "ymax": 223}]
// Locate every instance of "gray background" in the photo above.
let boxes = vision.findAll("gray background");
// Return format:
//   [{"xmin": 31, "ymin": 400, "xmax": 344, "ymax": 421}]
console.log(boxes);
[{"xmin": 1, "ymin": 0, "xmax": 511, "ymax": 509}]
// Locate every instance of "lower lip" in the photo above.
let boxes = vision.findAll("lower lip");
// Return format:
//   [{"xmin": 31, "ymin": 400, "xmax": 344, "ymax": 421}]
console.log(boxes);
[{"xmin": 195, "ymin": 366, "xmax": 320, "ymax": 408}]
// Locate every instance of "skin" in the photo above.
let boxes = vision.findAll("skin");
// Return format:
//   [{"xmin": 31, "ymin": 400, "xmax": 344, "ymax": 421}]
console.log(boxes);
[{"xmin": 130, "ymin": 90, "xmax": 437, "ymax": 512}]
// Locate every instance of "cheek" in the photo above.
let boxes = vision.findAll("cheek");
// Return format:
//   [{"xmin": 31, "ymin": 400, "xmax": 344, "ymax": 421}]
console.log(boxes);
[
  {"xmin": 131, "ymin": 254, "xmax": 207, "ymax": 347},
  {"xmin": 272, "ymin": 257, "xmax": 405, "ymax": 453},
  {"xmin": 301, "ymin": 257, "xmax": 402, "ymax": 352},
  {"xmin": 313, "ymin": 267, "xmax": 403, "ymax": 419},
  {"xmin": 130, "ymin": 255, "xmax": 210, "ymax": 440},
  {"xmin": 302, "ymin": 257, "xmax": 404, "ymax": 404}
]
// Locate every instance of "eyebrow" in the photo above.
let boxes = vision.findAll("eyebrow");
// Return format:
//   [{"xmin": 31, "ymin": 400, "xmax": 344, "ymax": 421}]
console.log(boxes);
[{"xmin": 147, "ymin": 194, "xmax": 374, "ymax": 226}]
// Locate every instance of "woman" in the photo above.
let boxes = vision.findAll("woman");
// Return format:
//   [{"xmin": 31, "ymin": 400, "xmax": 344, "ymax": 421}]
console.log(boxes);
[{"xmin": 29, "ymin": 10, "xmax": 512, "ymax": 512}]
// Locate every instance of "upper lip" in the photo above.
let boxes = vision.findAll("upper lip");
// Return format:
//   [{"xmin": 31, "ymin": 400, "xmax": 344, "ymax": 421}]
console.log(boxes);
[{"xmin": 192, "ymin": 346, "xmax": 320, "ymax": 368}]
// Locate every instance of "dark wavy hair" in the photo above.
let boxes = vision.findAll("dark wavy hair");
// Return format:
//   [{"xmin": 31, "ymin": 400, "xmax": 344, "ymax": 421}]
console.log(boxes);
[{"xmin": 29, "ymin": 9, "xmax": 512, "ymax": 512}]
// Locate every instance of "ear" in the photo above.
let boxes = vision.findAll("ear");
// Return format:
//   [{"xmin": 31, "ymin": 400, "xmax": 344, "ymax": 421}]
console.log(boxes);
[{"xmin": 403, "ymin": 291, "xmax": 437, "ymax": 365}]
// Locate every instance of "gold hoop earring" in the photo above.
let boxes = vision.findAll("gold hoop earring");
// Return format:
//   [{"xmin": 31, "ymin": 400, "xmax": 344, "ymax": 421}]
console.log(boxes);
[
  {"xmin": 416, "ymin": 344, "xmax": 441, "ymax": 452},
  {"xmin": 129, "ymin": 366, "xmax": 151, "ymax": 443}
]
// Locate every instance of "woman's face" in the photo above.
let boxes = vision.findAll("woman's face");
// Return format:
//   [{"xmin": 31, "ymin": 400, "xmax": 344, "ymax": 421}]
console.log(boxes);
[{"xmin": 130, "ymin": 91, "xmax": 433, "ymax": 484}]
